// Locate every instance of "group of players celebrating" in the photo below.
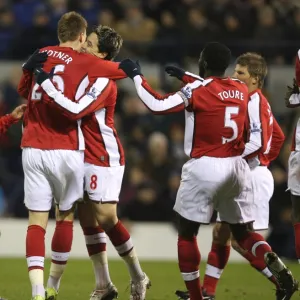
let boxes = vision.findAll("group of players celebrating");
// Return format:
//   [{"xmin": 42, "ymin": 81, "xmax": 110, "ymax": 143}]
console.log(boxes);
[{"xmin": 1, "ymin": 9, "xmax": 300, "ymax": 300}]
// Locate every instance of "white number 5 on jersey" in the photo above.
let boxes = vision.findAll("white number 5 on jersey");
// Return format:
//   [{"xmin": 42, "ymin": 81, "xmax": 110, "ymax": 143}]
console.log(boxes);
[{"xmin": 222, "ymin": 106, "xmax": 239, "ymax": 144}]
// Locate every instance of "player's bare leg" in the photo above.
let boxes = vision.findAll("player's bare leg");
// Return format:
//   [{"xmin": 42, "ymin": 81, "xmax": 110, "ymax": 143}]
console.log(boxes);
[
  {"xmin": 27, "ymin": 210, "xmax": 49, "ymax": 299},
  {"xmin": 91, "ymin": 201, "xmax": 150, "ymax": 300},
  {"xmin": 46, "ymin": 206, "xmax": 75, "ymax": 300},
  {"xmin": 291, "ymin": 194, "xmax": 300, "ymax": 263},
  {"xmin": 230, "ymin": 223, "xmax": 298, "ymax": 300},
  {"xmin": 177, "ymin": 214, "xmax": 202, "ymax": 300},
  {"xmin": 78, "ymin": 197, "xmax": 117, "ymax": 300}
]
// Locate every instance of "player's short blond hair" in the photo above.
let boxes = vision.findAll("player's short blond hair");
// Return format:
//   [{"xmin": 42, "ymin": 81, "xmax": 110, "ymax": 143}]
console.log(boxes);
[
  {"xmin": 57, "ymin": 11, "xmax": 87, "ymax": 43},
  {"xmin": 236, "ymin": 52, "xmax": 267, "ymax": 88}
]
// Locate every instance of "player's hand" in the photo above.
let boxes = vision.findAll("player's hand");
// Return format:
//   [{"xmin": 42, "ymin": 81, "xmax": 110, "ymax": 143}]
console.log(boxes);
[
  {"xmin": 165, "ymin": 65, "xmax": 186, "ymax": 81},
  {"xmin": 290, "ymin": 78, "xmax": 299, "ymax": 93},
  {"xmin": 285, "ymin": 78, "xmax": 300, "ymax": 107},
  {"xmin": 119, "ymin": 59, "xmax": 142, "ymax": 79},
  {"xmin": 22, "ymin": 49, "xmax": 48, "ymax": 72},
  {"xmin": 10, "ymin": 104, "xmax": 27, "ymax": 120},
  {"xmin": 34, "ymin": 67, "xmax": 50, "ymax": 85}
]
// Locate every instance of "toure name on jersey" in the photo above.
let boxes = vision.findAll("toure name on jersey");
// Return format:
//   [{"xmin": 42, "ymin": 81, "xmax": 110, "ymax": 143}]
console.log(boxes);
[
  {"xmin": 41, "ymin": 50, "xmax": 73, "ymax": 64},
  {"xmin": 218, "ymin": 90, "xmax": 245, "ymax": 101}
]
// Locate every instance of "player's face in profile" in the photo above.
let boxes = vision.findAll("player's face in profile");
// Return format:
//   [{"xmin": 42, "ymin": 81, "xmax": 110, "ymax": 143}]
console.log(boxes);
[
  {"xmin": 81, "ymin": 32, "xmax": 100, "ymax": 56},
  {"xmin": 233, "ymin": 64, "xmax": 253, "ymax": 89}
]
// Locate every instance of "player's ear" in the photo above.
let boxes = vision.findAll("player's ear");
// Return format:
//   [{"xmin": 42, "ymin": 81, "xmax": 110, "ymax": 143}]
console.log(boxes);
[
  {"xmin": 79, "ymin": 32, "xmax": 85, "ymax": 43},
  {"xmin": 251, "ymin": 76, "xmax": 258, "ymax": 86},
  {"xmin": 98, "ymin": 52, "xmax": 108, "ymax": 59}
]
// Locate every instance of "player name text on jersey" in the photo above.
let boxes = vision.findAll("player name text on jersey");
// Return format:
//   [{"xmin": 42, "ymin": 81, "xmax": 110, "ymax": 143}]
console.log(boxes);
[
  {"xmin": 41, "ymin": 50, "xmax": 73, "ymax": 64},
  {"xmin": 218, "ymin": 90, "xmax": 244, "ymax": 101}
]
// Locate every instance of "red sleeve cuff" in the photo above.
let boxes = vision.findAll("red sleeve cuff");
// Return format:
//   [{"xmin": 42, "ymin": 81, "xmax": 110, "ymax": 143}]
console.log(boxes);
[{"xmin": 5, "ymin": 114, "xmax": 19, "ymax": 124}]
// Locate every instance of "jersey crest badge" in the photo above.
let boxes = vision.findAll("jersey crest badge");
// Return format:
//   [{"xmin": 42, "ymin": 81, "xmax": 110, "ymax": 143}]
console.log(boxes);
[{"xmin": 181, "ymin": 85, "xmax": 192, "ymax": 99}]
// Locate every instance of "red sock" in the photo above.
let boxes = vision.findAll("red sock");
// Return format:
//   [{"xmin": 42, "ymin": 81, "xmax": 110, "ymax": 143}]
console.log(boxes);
[
  {"xmin": 178, "ymin": 236, "xmax": 202, "ymax": 300},
  {"xmin": 203, "ymin": 243, "xmax": 231, "ymax": 295},
  {"xmin": 51, "ymin": 221, "xmax": 73, "ymax": 265},
  {"xmin": 82, "ymin": 226, "xmax": 106, "ymax": 256},
  {"xmin": 26, "ymin": 225, "xmax": 46, "ymax": 271},
  {"xmin": 243, "ymin": 251, "xmax": 280, "ymax": 289},
  {"xmin": 106, "ymin": 220, "xmax": 133, "ymax": 256},
  {"xmin": 294, "ymin": 223, "xmax": 300, "ymax": 261},
  {"xmin": 237, "ymin": 231, "xmax": 272, "ymax": 260}
]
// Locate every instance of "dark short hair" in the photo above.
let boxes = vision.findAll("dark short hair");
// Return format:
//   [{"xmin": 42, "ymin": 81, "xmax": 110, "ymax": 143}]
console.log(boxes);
[
  {"xmin": 201, "ymin": 42, "xmax": 231, "ymax": 72},
  {"xmin": 92, "ymin": 25, "xmax": 123, "ymax": 61},
  {"xmin": 57, "ymin": 12, "xmax": 87, "ymax": 43},
  {"xmin": 236, "ymin": 52, "xmax": 267, "ymax": 88}
]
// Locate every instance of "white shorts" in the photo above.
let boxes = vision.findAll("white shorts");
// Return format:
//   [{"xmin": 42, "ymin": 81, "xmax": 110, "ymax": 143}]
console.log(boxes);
[
  {"xmin": 174, "ymin": 156, "xmax": 254, "ymax": 224},
  {"xmin": 22, "ymin": 148, "xmax": 84, "ymax": 211},
  {"xmin": 84, "ymin": 163, "xmax": 125, "ymax": 202},
  {"xmin": 216, "ymin": 166, "xmax": 274, "ymax": 230},
  {"xmin": 288, "ymin": 151, "xmax": 300, "ymax": 196}
]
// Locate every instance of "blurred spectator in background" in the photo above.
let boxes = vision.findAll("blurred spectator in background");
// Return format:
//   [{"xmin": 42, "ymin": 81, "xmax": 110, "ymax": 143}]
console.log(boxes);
[
  {"xmin": 116, "ymin": 3, "xmax": 158, "ymax": 41},
  {"xmin": 182, "ymin": 7, "xmax": 218, "ymax": 59},
  {"xmin": 143, "ymin": 132, "xmax": 173, "ymax": 189},
  {"xmin": 254, "ymin": 5, "xmax": 284, "ymax": 63},
  {"xmin": 149, "ymin": 11, "xmax": 183, "ymax": 65},
  {"xmin": 48, "ymin": 0, "xmax": 68, "ymax": 29},
  {"xmin": 0, "ymin": 8, "xmax": 15, "ymax": 57},
  {"xmin": 7, "ymin": 5, "xmax": 56, "ymax": 59},
  {"xmin": 0, "ymin": 0, "xmax": 298, "ymax": 62},
  {"xmin": 97, "ymin": 9, "xmax": 116, "ymax": 28},
  {"xmin": 115, "ymin": 4, "xmax": 157, "ymax": 56}
]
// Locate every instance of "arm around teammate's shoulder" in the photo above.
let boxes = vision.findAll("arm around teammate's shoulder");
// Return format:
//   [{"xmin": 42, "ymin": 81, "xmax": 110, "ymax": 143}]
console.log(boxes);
[{"xmin": 35, "ymin": 67, "xmax": 113, "ymax": 120}]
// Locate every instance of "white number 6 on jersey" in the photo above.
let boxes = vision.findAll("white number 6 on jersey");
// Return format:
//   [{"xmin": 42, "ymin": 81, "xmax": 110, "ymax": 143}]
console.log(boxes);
[{"xmin": 222, "ymin": 106, "xmax": 239, "ymax": 144}]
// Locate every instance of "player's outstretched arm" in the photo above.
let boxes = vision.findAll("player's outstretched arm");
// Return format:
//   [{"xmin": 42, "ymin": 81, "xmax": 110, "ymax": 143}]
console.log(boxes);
[
  {"xmin": 89, "ymin": 59, "xmax": 127, "ymax": 82},
  {"xmin": 0, "ymin": 104, "xmax": 27, "ymax": 135},
  {"xmin": 267, "ymin": 118, "xmax": 285, "ymax": 162},
  {"xmin": 165, "ymin": 65, "xmax": 202, "ymax": 84},
  {"xmin": 34, "ymin": 68, "xmax": 111, "ymax": 120},
  {"xmin": 119, "ymin": 59, "xmax": 188, "ymax": 115}
]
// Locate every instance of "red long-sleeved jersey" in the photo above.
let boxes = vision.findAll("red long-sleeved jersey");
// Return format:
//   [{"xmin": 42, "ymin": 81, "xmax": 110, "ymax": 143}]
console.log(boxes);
[{"xmin": 0, "ymin": 114, "xmax": 18, "ymax": 136}]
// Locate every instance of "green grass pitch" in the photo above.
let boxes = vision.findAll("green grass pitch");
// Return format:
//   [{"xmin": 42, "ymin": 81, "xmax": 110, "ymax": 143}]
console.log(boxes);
[{"xmin": 0, "ymin": 258, "xmax": 300, "ymax": 299}]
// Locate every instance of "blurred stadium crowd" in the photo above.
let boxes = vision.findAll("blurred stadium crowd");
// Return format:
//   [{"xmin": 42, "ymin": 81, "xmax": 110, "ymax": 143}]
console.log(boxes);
[
  {"xmin": 0, "ymin": 0, "xmax": 300, "ymax": 62},
  {"xmin": 0, "ymin": 0, "xmax": 300, "ymax": 259}
]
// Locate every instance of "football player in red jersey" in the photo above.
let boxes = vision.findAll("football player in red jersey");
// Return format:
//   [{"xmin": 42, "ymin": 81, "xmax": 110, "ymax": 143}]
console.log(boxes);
[
  {"xmin": 17, "ymin": 12, "xmax": 127, "ymax": 300},
  {"xmin": 118, "ymin": 43, "xmax": 297, "ymax": 300},
  {"xmin": 175, "ymin": 53, "xmax": 295, "ymax": 300},
  {"xmin": 285, "ymin": 50, "xmax": 300, "ymax": 273},
  {"xmin": 0, "ymin": 104, "xmax": 27, "ymax": 136},
  {"xmin": 31, "ymin": 25, "xmax": 149, "ymax": 300}
]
